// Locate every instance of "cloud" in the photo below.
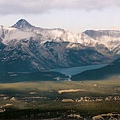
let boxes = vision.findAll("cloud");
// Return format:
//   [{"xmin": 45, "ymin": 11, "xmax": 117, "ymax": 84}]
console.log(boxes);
[{"xmin": 0, "ymin": 0, "xmax": 120, "ymax": 15}]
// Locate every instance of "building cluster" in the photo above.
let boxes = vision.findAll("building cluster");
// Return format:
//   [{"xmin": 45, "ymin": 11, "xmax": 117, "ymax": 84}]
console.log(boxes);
[{"xmin": 62, "ymin": 96, "xmax": 120, "ymax": 102}]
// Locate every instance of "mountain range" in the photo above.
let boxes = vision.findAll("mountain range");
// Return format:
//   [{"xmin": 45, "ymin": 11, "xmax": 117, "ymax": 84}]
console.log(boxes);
[{"xmin": 0, "ymin": 19, "xmax": 120, "ymax": 73}]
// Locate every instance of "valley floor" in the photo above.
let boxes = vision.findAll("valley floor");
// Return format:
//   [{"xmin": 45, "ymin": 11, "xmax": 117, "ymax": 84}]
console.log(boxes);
[{"xmin": 0, "ymin": 79, "xmax": 119, "ymax": 119}]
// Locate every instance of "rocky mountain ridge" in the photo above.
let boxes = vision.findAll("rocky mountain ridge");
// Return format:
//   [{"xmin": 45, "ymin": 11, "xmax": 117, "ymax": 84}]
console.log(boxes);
[{"xmin": 0, "ymin": 19, "xmax": 120, "ymax": 73}]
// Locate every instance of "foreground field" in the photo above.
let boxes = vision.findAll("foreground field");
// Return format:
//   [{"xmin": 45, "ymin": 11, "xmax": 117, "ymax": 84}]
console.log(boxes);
[{"xmin": 0, "ymin": 79, "xmax": 119, "ymax": 119}]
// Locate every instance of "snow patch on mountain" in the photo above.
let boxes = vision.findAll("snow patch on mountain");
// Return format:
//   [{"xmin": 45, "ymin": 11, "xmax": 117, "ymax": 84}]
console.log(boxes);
[
  {"xmin": 0, "ymin": 25, "xmax": 36, "ymax": 45},
  {"xmin": 12, "ymin": 19, "xmax": 120, "ymax": 55},
  {"xmin": 84, "ymin": 30, "xmax": 120, "ymax": 52}
]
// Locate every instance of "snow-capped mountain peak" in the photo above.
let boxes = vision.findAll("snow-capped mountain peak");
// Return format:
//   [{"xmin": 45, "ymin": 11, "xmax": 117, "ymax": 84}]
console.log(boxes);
[{"xmin": 12, "ymin": 19, "xmax": 34, "ymax": 30}]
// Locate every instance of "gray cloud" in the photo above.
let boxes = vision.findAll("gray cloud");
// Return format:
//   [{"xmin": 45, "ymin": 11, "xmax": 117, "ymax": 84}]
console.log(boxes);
[{"xmin": 0, "ymin": 0, "xmax": 120, "ymax": 15}]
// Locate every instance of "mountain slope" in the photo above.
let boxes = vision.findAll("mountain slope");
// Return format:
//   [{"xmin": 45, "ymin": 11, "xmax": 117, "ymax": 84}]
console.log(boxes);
[
  {"xmin": 0, "ymin": 19, "xmax": 115, "ymax": 73},
  {"xmin": 0, "ymin": 25, "xmax": 36, "ymax": 45},
  {"xmin": 0, "ymin": 19, "xmax": 119, "ymax": 73},
  {"xmin": 71, "ymin": 58, "xmax": 120, "ymax": 80},
  {"xmin": 12, "ymin": 19, "xmax": 119, "ymax": 58},
  {"xmin": 0, "ymin": 39, "xmax": 108, "ymax": 72},
  {"xmin": 12, "ymin": 19, "xmax": 120, "ymax": 55},
  {"xmin": 84, "ymin": 30, "xmax": 120, "ymax": 54}
]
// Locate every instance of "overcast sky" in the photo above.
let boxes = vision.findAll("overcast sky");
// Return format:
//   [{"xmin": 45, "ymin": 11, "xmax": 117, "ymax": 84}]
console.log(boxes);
[{"xmin": 0, "ymin": 0, "xmax": 120, "ymax": 32}]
